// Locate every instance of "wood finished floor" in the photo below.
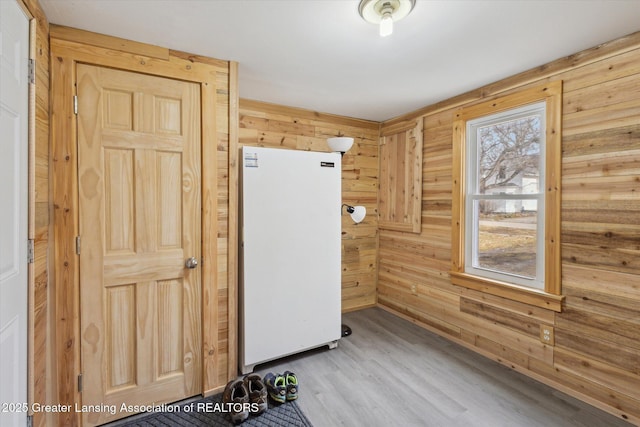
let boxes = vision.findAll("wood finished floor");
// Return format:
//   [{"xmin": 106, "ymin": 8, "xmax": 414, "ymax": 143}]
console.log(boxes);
[{"xmin": 255, "ymin": 307, "xmax": 632, "ymax": 427}]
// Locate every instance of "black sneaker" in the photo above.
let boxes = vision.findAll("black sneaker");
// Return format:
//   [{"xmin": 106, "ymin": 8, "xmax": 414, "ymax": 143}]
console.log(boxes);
[
  {"xmin": 263, "ymin": 372, "xmax": 287, "ymax": 403},
  {"xmin": 222, "ymin": 378, "xmax": 249, "ymax": 424},
  {"xmin": 243, "ymin": 373, "xmax": 268, "ymax": 414},
  {"xmin": 283, "ymin": 371, "xmax": 299, "ymax": 401}
]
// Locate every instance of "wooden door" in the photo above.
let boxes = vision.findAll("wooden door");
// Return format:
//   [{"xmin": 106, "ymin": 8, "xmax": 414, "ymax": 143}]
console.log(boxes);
[
  {"xmin": 0, "ymin": 2, "xmax": 30, "ymax": 426},
  {"xmin": 77, "ymin": 64, "xmax": 201, "ymax": 426}
]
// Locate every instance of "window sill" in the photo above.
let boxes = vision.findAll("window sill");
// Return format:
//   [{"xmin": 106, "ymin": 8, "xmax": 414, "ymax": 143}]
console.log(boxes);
[{"xmin": 450, "ymin": 271, "xmax": 564, "ymax": 312}]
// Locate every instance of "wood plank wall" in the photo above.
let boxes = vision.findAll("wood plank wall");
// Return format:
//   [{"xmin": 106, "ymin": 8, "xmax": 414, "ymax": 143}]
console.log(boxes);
[
  {"xmin": 378, "ymin": 31, "xmax": 640, "ymax": 424},
  {"xmin": 21, "ymin": 0, "xmax": 639, "ymax": 422},
  {"xmin": 238, "ymin": 100, "xmax": 379, "ymax": 311},
  {"xmin": 17, "ymin": 0, "xmax": 51, "ymax": 426}
]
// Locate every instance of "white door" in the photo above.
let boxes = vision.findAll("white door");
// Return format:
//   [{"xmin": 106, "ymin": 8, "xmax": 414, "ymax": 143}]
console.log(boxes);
[{"xmin": 0, "ymin": 1, "xmax": 30, "ymax": 427}]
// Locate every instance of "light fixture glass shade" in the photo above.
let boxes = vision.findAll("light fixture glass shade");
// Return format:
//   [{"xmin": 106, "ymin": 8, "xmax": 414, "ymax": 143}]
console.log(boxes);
[
  {"xmin": 327, "ymin": 137, "xmax": 354, "ymax": 154},
  {"xmin": 350, "ymin": 206, "xmax": 367, "ymax": 224},
  {"xmin": 343, "ymin": 204, "xmax": 367, "ymax": 224},
  {"xmin": 379, "ymin": 14, "xmax": 393, "ymax": 37}
]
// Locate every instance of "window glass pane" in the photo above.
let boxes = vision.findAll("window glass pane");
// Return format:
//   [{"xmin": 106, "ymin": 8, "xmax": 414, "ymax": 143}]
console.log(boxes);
[
  {"xmin": 477, "ymin": 115, "xmax": 541, "ymax": 195},
  {"xmin": 474, "ymin": 200, "xmax": 538, "ymax": 279}
]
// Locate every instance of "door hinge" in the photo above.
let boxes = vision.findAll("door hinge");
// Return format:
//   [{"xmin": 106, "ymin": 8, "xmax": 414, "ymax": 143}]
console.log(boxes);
[
  {"xmin": 75, "ymin": 236, "xmax": 81, "ymax": 255},
  {"xmin": 73, "ymin": 95, "xmax": 78, "ymax": 115},
  {"xmin": 78, "ymin": 373, "xmax": 83, "ymax": 393},
  {"xmin": 27, "ymin": 239, "xmax": 34, "ymax": 264},
  {"xmin": 28, "ymin": 59, "xmax": 35, "ymax": 84},
  {"xmin": 27, "ymin": 414, "xmax": 33, "ymax": 427}
]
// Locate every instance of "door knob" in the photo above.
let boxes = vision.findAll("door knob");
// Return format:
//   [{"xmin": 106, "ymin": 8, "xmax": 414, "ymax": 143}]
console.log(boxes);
[{"xmin": 185, "ymin": 257, "xmax": 198, "ymax": 269}]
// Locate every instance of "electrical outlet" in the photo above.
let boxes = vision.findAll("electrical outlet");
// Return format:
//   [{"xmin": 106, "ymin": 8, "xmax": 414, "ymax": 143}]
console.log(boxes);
[
  {"xmin": 410, "ymin": 284, "xmax": 417, "ymax": 295},
  {"xmin": 540, "ymin": 325, "xmax": 555, "ymax": 345}
]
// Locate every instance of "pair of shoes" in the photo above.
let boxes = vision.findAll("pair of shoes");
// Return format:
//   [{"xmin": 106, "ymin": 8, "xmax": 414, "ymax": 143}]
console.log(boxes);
[
  {"xmin": 222, "ymin": 374, "xmax": 268, "ymax": 424},
  {"xmin": 264, "ymin": 371, "xmax": 298, "ymax": 403}
]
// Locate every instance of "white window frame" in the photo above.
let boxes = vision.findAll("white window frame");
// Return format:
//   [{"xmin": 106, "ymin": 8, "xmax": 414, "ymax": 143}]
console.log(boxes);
[{"xmin": 464, "ymin": 102, "xmax": 546, "ymax": 289}]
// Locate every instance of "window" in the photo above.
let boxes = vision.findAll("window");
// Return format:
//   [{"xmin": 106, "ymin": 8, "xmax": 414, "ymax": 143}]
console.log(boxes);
[
  {"xmin": 451, "ymin": 82, "xmax": 563, "ymax": 311},
  {"xmin": 466, "ymin": 102, "xmax": 545, "ymax": 289}
]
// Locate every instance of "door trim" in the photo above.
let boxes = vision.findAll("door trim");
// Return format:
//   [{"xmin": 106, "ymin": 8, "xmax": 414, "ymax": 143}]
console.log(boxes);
[{"xmin": 50, "ymin": 26, "xmax": 237, "ymax": 426}]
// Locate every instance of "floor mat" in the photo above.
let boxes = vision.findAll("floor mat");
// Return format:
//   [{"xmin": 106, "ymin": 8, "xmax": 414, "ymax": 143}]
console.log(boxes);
[{"xmin": 109, "ymin": 393, "xmax": 313, "ymax": 427}]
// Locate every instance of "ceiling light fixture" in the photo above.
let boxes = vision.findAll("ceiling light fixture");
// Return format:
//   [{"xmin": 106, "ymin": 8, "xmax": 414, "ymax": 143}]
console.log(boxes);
[{"xmin": 358, "ymin": 0, "xmax": 416, "ymax": 37}]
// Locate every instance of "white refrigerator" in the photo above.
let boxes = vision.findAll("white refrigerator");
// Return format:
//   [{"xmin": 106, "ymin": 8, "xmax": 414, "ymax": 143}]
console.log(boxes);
[{"xmin": 239, "ymin": 146, "xmax": 342, "ymax": 374}]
